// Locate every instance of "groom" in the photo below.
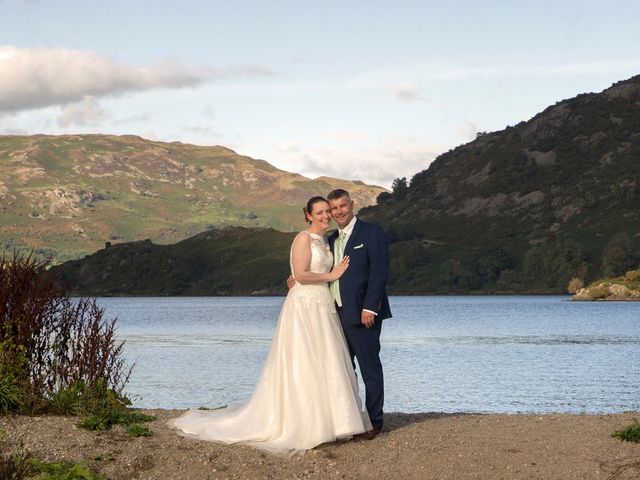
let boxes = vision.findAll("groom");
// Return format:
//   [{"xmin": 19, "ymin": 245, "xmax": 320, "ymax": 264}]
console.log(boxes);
[{"xmin": 326, "ymin": 188, "xmax": 391, "ymax": 439}]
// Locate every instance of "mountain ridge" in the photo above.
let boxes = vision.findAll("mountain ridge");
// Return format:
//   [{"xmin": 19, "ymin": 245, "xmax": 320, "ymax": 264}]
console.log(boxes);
[
  {"xmin": 0, "ymin": 134, "xmax": 385, "ymax": 263},
  {"xmin": 359, "ymin": 74, "xmax": 640, "ymax": 293}
]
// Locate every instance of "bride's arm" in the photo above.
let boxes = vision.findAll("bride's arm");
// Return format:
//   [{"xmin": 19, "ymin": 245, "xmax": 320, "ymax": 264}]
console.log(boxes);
[{"xmin": 291, "ymin": 233, "xmax": 349, "ymax": 284}]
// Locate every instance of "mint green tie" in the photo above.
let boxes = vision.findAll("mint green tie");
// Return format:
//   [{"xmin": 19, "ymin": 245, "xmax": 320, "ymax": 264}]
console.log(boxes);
[{"xmin": 330, "ymin": 232, "xmax": 346, "ymax": 306}]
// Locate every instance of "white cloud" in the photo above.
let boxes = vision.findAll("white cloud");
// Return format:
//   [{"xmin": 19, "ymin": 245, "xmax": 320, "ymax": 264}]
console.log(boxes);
[
  {"xmin": 331, "ymin": 131, "xmax": 361, "ymax": 142},
  {"xmin": 456, "ymin": 119, "xmax": 479, "ymax": 141},
  {"xmin": 0, "ymin": 45, "xmax": 274, "ymax": 112},
  {"xmin": 57, "ymin": 96, "xmax": 107, "ymax": 127},
  {"xmin": 392, "ymin": 83, "xmax": 421, "ymax": 103},
  {"xmin": 181, "ymin": 125, "xmax": 221, "ymax": 137},
  {"xmin": 201, "ymin": 105, "xmax": 215, "ymax": 118},
  {"xmin": 198, "ymin": 64, "xmax": 275, "ymax": 79},
  {"xmin": 111, "ymin": 112, "xmax": 153, "ymax": 126},
  {"xmin": 391, "ymin": 83, "xmax": 446, "ymax": 111},
  {"xmin": 142, "ymin": 130, "xmax": 159, "ymax": 141},
  {"xmin": 344, "ymin": 59, "xmax": 640, "ymax": 96},
  {"xmin": 275, "ymin": 136, "xmax": 446, "ymax": 188},
  {"xmin": 275, "ymin": 140, "xmax": 300, "ymax": 154},
  {"xmin": 0, "ymin": 124, "xmax": 29, "ymax": 135}
]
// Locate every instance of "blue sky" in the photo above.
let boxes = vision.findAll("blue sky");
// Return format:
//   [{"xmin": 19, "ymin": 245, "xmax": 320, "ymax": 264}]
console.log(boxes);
[{"xmin": 1, "ymin": 0, "xmax": 639, "ymax": 187}]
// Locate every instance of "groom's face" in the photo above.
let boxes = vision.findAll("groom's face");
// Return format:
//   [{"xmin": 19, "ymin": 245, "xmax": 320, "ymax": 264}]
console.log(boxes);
[{"xmin": 328, "ymin": 195, "xmax": 355, "ymax": 229}]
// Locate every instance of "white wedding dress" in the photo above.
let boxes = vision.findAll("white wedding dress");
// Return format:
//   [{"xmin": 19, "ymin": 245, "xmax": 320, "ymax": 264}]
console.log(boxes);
[{"xmin": 168, "ymin": 231, "xmax": 371, "ymax": 454}]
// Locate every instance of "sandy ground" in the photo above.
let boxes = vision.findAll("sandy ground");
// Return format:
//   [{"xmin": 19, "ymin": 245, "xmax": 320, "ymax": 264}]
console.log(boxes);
[{"xmin": 2, "ymin": 410, "xmax": 640, "ymax": 480}]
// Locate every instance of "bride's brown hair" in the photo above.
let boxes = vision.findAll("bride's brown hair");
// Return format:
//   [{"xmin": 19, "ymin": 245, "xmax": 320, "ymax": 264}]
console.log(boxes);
[{"xmin": 303, "ymin": 196, "xmax": 329, "ymax": 224}]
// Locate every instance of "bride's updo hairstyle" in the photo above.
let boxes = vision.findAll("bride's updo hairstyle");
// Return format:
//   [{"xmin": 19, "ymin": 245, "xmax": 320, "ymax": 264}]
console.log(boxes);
[{"xmin": 303, "ymin": 196, "xmax": 329, "ymax": 224}]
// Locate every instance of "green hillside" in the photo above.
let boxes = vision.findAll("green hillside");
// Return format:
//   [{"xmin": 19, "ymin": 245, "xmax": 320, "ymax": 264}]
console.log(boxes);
[
  {"xmin": 0, "ymin": 134, "xmax": 385, "ymax": 263},
  {"xmin": 360, "ymin": 75, "xmax": 640, "ymax": 293}
]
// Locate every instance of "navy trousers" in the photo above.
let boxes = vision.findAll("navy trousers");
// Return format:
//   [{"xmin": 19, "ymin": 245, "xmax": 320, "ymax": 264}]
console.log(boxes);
[{"xmin": 338, "ymin": 309, "xmax": 384, "ymax": 429}]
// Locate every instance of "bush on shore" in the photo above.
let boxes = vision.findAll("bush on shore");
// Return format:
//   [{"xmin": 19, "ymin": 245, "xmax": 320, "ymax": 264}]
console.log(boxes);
[
  {"xmin": 0, "ymin": 252, "xmax": 132, "ymax": 424},
  {"xmin": 566, "ymin": 276, "xmax": 584, "ymax": 294},
  {"xmin": 0, "ymin": 446, "xmax": 105, "ymax": 480},
  {"xmin": 612, "ymin": 419, "xmax": 640, "ymax": 443},
  {"xmin": 0, "ymin": 444, "xmax": 32, "ymax": 480}
]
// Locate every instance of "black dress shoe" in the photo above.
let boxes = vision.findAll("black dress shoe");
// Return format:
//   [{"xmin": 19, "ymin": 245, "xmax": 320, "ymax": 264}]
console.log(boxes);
[{"xmin": 353, "ymin": 426, "xmax": 381, "ymax": 440}]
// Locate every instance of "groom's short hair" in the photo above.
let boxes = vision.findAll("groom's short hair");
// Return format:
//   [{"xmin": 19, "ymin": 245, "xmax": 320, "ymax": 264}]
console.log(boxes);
[{"xmin": 327, "ymin": 188, "xmax": 350, "ymax": 201}]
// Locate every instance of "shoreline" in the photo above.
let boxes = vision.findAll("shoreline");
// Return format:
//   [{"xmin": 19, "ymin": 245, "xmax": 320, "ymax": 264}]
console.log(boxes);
[
  {"xmin": 79, "ymin": 293, "xmax": 572, "ymax": 298},
  {"xmin": 3, "ymin": 410, "xmax": 639, "ymax": 479}
]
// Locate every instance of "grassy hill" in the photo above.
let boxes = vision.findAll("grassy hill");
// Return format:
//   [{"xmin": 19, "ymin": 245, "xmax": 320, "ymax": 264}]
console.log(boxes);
[{"xmin": 0, "ymin": 134, "xmax": 385, "ymax": 263}]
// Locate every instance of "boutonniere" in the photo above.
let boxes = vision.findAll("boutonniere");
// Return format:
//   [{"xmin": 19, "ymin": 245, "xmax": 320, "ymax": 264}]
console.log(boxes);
[{"xmin": 353, "ymin": 243, "xmax": 365, "ymax": 249}]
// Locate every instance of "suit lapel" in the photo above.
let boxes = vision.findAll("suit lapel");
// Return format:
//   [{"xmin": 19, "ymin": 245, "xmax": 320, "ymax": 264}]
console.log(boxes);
[
  {"xmin": 328, "ymin": 229, "xmax": 338, "ymax": 252},
  {"xmin": 344, "ymin": 218, "xmax": 362, "ymax": 252}
]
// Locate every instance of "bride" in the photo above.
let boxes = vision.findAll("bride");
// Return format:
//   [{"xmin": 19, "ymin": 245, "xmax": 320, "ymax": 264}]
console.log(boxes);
[{"xmin": 168, "ymin": 196, "xmax": 371, "ymax": 454}]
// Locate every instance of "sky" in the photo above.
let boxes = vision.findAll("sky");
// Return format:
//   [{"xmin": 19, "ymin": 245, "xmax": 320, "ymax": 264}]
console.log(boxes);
[{"xmin": 1, "ymin": 0, "xmax": 639, "ymax": 188}]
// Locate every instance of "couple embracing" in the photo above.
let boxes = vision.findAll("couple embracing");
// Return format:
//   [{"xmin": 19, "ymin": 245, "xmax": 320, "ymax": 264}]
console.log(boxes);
[{"xmin": 169, "ymin": 189, "xmax": 392, "ymax": 454}]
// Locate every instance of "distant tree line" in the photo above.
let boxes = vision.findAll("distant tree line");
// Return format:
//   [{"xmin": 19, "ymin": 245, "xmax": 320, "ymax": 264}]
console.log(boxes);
[
  {"xmin": 602, "ymin": 232, "xmax": 640, "ymax": 277},
  {"xmin": 384, "ymin": 229, "xmax": 639, "ymax": 294}
]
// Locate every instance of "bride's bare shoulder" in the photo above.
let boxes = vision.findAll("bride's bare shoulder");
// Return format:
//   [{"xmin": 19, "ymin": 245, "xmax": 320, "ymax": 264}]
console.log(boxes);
[
  {"xmin": 294, "ymin": 230, "xmax": 312, "ymax": 239},
  {"xmin": 292, "ymin": 231, "xmax": 311, "ymax": 246}
]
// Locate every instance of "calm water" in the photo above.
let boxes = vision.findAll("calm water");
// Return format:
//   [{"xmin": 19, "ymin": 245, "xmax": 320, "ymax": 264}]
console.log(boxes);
[{"xmin": 98, "ymin": 296, "xmax": 640, "ymax": 414}]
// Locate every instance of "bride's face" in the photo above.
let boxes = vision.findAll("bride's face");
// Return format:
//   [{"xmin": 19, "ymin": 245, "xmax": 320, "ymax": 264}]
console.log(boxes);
[{"xmin": 306, "ymin": 201, "xmax": 332, "ymax": 231}]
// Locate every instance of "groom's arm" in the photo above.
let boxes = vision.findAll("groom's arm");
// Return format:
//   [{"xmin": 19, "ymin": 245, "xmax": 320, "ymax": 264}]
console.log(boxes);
[{"xmin": 362, "ymin": 223, "xmax": 389, "ymax": 315}]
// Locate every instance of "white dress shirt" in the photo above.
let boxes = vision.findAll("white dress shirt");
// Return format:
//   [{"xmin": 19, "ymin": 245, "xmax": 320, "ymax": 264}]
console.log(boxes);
[{"xmin": 337, "ymin": 215, "xmax": 357, "ymax": 243}]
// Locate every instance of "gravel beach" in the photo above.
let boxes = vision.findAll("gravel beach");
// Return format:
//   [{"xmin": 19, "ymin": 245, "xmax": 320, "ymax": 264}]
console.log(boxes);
[{"xmin": 2, "ymin": 410, "xmax": 639, "ymax": 479}]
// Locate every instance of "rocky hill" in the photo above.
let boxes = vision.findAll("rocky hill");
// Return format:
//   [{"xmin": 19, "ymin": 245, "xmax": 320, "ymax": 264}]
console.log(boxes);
[
  {"xmin": 359, "ymin": 75, "xmax": 640, "ymax": 293},
  {"xmin": 0, "ymin": 135, "xmax": 385, "ymax": 263}
]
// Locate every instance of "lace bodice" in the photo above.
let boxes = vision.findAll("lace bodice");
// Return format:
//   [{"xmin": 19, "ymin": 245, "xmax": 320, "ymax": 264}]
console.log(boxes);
[{"xmin": 290, "ymin": 231, "xmax": 333, "ymax": 276}]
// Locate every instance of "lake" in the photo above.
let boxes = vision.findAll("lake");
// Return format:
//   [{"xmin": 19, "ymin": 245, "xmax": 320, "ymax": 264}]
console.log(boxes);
[{"xmin": 99, "ymin": 296, "xmax": 640, "ymax": 414}]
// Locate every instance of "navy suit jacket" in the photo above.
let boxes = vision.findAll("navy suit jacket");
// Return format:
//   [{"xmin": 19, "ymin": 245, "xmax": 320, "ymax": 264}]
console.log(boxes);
[{"xmin": 328, "ymin": 218, "xmax": 392, "ymax": 325}]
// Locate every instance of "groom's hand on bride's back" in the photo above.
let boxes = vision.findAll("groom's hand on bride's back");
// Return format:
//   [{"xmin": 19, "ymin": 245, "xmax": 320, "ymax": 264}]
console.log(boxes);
[{"xmin": 286, "ymin": 275, "xmax": 296, "ymax": 290}]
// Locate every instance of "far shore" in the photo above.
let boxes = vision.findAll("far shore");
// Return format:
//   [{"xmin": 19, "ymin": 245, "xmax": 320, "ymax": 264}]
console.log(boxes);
[{"xmin": 2, "ymin": 410, "xmax": 639, "ymax": 479}]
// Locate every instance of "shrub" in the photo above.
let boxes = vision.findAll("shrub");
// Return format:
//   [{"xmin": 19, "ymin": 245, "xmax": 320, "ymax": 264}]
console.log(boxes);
[
  {"xmin": 121, "ymin": 411, "xmax": 156, "ymax": 424},
  {"xmin": 0, "ymin": 451, "xmax": 32, "ymax": 480},
  {"xmin": 77, "ymin": 414, "xmax": 110, "ymax": 432},
  {"xmin": 0, "ymin": 443, "xmax": 105, "ymax": 480},
  {"xmin": 47, "ymin": 381, "xmax": 86, "ymax": 415},
  {"xmin": 567, "ymin": 277, "xmax": 584, "ymax": 294},
  {"xmin": 624, "ymin": 269, "xmax": 640, "ymax": 282},
  {"xmin": 29, "ymin": 459, "xmax": 105, "ymax": 479},
  {"xmin": 612, "ymin": 419, "xmax": 640, "ymax": 443},
  {"xmin": 125, "ymin": 424, "xmax": 154, "ymax": 437},
  {"xmin": 0, "ymin": 252, "xmax": 132, "ymax": 416},
  {"xmin": 0, "ymin": 376, "xmax": 23, "ymax": 414},
  {"xmin": 76, "ymin": 402, "xmax": 155, "ymax": 434}
]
